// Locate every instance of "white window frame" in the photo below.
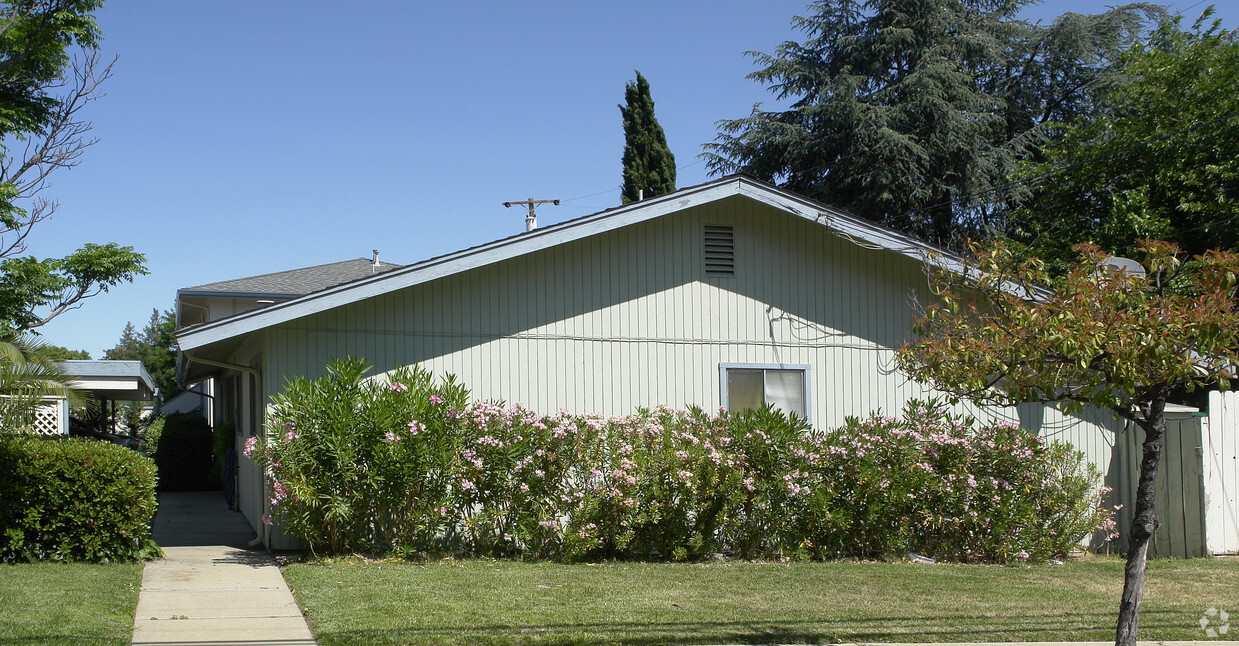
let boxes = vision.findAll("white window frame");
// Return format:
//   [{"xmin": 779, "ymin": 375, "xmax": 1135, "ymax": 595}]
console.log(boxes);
[{"xmin": 719, "ymin": 362, "xmax": 812, "ymax": 424}]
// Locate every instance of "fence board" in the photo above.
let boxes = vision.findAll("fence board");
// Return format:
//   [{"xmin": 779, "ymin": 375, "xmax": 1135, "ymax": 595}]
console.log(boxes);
[{"xmin": 1206, "ymin": 391, "xmax": 1239, "ymax": 555}]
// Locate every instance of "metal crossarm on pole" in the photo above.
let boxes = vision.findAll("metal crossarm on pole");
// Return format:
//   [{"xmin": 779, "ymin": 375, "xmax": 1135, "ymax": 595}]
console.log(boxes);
[{"xmin": 502, "ymin": 198, "xmax": 560, "ymax": 232}]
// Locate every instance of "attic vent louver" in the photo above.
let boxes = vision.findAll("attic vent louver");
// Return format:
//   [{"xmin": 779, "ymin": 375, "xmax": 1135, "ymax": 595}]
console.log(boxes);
[{"xmin": 704, "ymin": 225, "xmax": 735, "ymax": 276}]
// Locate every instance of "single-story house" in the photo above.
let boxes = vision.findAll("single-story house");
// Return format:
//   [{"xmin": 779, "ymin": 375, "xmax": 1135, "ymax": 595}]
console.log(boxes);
[{"xmin": 175, "ymin": 175, "xmax": 1219, "ymax": 553}]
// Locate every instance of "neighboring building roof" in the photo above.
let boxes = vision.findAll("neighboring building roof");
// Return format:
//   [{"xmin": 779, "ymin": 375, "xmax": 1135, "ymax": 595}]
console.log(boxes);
[
  {"xmin": 178, "ymin": 175, "xmax": 965, "ymax": 352},
  {"xmin": 62, "ymin": 360, "xmax": 157, "ymax": 401},
  {"xmin": 179, "ymin": 257, "xmax": 403, "ymax": 299}
]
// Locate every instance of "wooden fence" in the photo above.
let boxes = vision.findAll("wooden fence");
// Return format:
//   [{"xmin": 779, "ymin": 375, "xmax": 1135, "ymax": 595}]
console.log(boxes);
[
  {"xmin": 1205, "ymin": 391, "xmax": 1239, "ymax": 555},
  {"xmin": 1111, "ymin": 414, "xmax": 1207, "ymax": 558}
]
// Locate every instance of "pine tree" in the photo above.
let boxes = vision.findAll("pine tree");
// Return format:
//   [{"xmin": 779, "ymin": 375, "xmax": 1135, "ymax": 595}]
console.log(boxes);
[
  {"xmin": 620, "ymin": 71, "xmax": 676, "ymax": 205},
  {"xmin": 705, "ymin": 1, "xmax": 1160, "ymax": 246},
  {"xmin": 105, "ymin": 308, "xmax": 180, "ymax": 401}
]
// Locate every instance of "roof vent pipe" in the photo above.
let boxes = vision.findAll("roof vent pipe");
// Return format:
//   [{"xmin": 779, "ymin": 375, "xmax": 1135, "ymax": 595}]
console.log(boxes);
[{"xmin": 372, "ymin": 250, "xmax": 380, "ymax": 272}]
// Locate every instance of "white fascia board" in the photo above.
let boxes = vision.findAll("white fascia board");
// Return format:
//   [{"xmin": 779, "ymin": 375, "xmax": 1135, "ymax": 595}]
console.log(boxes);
[
  {"xmin": 735, "ymin": 182, "xmax": 967, "ymax": 274},
  {"xmin": 178, "ymin": 177, "xmax": 970, "ymax": 352},
  {"xmin": 178, "ymin": 179, "xmax": 750, "ymax": 351}
]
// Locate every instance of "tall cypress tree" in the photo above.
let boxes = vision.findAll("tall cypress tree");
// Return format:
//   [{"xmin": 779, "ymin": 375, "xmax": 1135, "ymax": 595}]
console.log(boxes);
[{"xmin": 620, "ymin": 71, "xmax": 676, "ymax": 205}]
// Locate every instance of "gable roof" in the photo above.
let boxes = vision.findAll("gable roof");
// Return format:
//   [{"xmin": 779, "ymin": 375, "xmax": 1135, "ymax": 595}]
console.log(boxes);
[
  {"xmin": 177, "ymin": 175, "xmax": 965, "ymax": 352},
  {"xmin": 179, "ymin": 257, "xmax": 403, "ymax": 299}
]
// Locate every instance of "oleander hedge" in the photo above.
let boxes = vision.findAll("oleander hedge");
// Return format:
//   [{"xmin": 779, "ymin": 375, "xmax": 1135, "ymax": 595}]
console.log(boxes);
[{"xmin": 249, "ymin": 357, "xmax": 1115, "ymax": 563}]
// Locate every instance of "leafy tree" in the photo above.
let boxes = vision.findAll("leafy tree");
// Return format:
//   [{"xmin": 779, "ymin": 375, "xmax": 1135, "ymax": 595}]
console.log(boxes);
[
  {"xmin": 0, "ymin": 333, "xmax": 83, "ymax": 432},
  {"xmin": 1011, "ymin": 14, "xmax": 1239, "ymax": 265},
  {"xmin": 897, "ymin": 240, "xmax": 1239, "ymax": 646},
  {"xmin": 105, "ymin": 307, "xmax": 179, "ymax": 401},
  {"xmin": 40, "ymin": 343, "xmax": 89, "ymax": 360},
  {"xmin": 620, "ymin": 71, "xmax": 676, "ymax": 204},
  {"xmin": 704, "ymin": 0, "xmax": 1159, "ymax": 246},
  {"xmin": 0, "ymin": 0, "xmax": 147, "ymax": 335}
]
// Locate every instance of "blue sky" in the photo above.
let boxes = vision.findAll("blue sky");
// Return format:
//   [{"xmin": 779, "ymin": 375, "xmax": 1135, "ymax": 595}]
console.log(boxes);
[{"xmin": 27, "ymin": 0, "xmax": 1236, "ymax": 358}]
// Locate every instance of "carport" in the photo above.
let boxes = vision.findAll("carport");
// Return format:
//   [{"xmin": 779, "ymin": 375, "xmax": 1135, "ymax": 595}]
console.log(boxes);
[{"xmin": 32, "ymin": 360, "xmax": 156, "ymax": 435}]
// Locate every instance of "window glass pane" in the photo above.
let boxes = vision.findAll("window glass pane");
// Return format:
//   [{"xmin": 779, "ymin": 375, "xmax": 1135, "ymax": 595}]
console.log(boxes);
[
  {"xmin": 727, "ymin": 370, "xmax": 764, "ymax": 413},
  {"xmin": 764, "ymin": 370, "xmax": 805, "ymax": 417}
]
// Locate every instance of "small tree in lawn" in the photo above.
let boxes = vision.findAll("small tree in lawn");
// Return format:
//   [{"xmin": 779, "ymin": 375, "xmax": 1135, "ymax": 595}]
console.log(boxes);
[{"xmin": 897, "ymin": 240, "xmax": 1239, "ymax": 646}]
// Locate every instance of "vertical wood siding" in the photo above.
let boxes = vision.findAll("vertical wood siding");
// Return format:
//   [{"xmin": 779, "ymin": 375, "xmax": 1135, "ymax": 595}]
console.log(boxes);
[
  {"xmin": 1109, "ymin": 415, "xmax": 1210, "ymax": 558},
  {"xmin": 251, "ymin": 197, "xmax": 1184, "ymax": 556},
  {"xmin": 265, "ymin": 196, "xmax": 1121, "ymax": 479}
]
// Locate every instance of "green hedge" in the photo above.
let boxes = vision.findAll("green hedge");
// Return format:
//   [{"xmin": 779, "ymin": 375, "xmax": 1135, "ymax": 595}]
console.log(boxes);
[
  {"xmin": 154, "ymin": 413, "xmax": 215, "ymax": 491},
  {"xmin": 0, "ymin": 436, "xmax": 159, "ymax": 563},
  {"xmin": 251, "ymin": 358, "xmax": 1113, "ymax": 563}
]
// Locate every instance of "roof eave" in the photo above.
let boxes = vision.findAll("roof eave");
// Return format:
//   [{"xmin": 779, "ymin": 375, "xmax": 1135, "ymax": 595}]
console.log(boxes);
[{"xmin": 177, "ymin": 176, "xmax": 964, "ymax": 352}]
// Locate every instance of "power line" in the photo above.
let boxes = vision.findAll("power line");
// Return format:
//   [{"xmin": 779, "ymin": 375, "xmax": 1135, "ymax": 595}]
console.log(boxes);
[{"xmin": 562, "ymin": 159, "xmax": 706, "ymax": 204}]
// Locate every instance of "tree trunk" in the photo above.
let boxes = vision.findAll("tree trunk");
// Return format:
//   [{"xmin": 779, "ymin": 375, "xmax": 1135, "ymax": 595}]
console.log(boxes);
[{"xmin": 1114, "ymin": 393, "xmax": 1167, "ymax": 646}]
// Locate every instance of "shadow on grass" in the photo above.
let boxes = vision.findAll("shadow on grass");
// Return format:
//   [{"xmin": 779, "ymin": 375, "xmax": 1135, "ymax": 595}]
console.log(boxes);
[{"xmin": 308, "ymin": 608, "xmax": 1154, "ymax": 645}]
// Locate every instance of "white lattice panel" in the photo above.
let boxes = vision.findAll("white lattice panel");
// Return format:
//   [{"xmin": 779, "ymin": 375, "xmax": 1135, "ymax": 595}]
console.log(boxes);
[{"xmin": 31, "ymin": 398, "xmax": 66, "ymax": 435}]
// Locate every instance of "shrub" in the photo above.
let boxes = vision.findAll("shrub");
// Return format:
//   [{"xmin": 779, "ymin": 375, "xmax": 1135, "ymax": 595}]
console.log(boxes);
[
  {"xmin": 251, "ymin": 358, "xmax": 1111, "ymax": 564},
  {"xmin": 451, "ymin": 402, "xmax": 581, "ymax": 559},
  {"xmin": 719, "ymin": 405, "xmax": 813, "ymax": 559},
  {"xmin": 0, "ymin": 435, "xmax": 159, "ymax": 562},
  {"xmin": 254, "ymin": 358, "xmax": 469, "ymax": 555},
  {"xmin": 154, "ymin": 413, "xmax": 214, "ymax": 491},
  {"xmin": 144, "ymin": 415, "xmax": 165, "ymax": 458},
  {"xmin": 792, "ymin": 401, "xmax": 1110, "ymax": 562},
  {"xmin": 593, "ymin": 406, "xmax": 739, "ymax": 561}
]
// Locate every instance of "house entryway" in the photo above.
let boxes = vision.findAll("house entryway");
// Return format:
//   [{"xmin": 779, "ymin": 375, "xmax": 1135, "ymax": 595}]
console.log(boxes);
[{"xmin": 132, "ymin": 492, "xmax": 316, "ymax": 645}]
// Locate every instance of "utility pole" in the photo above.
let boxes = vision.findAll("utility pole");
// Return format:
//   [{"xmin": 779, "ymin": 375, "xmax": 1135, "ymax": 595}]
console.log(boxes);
[{"xmin": 502, "ymin": 198, "xmax": 560, "ymax": 232}]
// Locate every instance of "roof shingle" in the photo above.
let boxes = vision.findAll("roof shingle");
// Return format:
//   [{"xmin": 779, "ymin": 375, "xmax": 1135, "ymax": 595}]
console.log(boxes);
[{"xmin": 180, "ymin": 257, "xmax": 402, "ymax": 297}]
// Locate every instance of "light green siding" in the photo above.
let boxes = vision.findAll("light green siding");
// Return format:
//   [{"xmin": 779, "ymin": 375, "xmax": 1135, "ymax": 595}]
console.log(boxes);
[{"xmin": 263, "ymin": 195, "xmax": 1122, "ymax": 474}]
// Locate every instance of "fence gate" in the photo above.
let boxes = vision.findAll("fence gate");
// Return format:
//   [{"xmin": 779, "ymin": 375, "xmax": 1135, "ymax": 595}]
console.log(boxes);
[{"xmin": 1205, "ymin": 391, "xmax": 1239, "ymax": 555}]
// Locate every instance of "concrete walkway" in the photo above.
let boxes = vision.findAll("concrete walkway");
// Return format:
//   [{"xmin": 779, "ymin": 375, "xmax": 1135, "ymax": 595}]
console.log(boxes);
[{"xmin": 131, "ymin": 491, "xmax": 316, "ymax": 646}]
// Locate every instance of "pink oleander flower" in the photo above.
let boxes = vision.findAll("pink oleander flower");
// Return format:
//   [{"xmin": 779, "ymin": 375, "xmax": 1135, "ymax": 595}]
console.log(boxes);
[
  {"xmin": 385, "ymin": 431, "xmax": 399, "ymax": 443},
  {"xmin": 460, "ymin": 479, "xmax": 475, "ymax": 491},
  {"xmin": 677, "ymin": 470, "xmax": 693, "ymax": 482},
  {"xmin": 429, "ymin": 394, "xmax": 445, "ymax": 404},
  {"xmin": 272, "ymin": 480, "xmax": 288, "ymax": 502},
  {"xmin": 408, "ymin": 420, "xmax": 425, "ymax": 436},
  {"xmin": 261, "ymin": 513, "xmax": 273, "ymax": 526},
  {"xmin": 243, "ymin": 436, "xmax": 258, "ymax": 458},
  {"xmin": 389, "ymin": 381, "xmax": 408, "ymax": 392}
]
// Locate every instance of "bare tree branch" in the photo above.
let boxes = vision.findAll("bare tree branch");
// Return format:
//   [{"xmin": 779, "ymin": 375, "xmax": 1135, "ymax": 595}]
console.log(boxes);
[{"xmin": 0, "ymin": 49, "xmax": 116, "ymax": 258}]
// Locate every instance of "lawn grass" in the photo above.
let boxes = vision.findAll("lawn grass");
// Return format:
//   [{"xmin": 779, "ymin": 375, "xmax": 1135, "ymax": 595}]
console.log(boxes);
[
  {"xmin": 0, "ymin": 561, "xmax": 143, "ymax": 645},
  {"xmin": 283, "ymin": 554, "xmax": 1239, "ymax": 645}
]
